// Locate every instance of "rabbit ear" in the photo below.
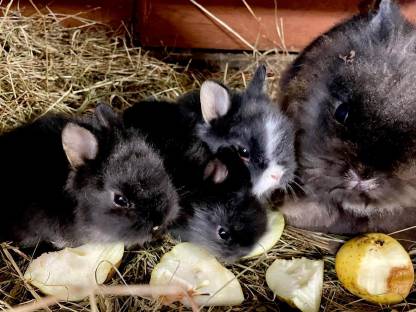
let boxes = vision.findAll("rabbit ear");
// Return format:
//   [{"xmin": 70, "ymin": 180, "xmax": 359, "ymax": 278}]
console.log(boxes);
[
  {"xmin": 369, "ymin": 0, "xmax": 402, "ymax": 35},
  {"xmin": 200, "ymin": 81, "xmax": 231, "ymax": 124},
  {"xmin": 62, "ymin": 123, "xmax": 98, "ymax": 168},
  {"xmin": 203, "ymin": 158, "xmax": 229, "ymax": 184},
  {"xmin": 246, "ymin": 64, "xmax": 267, "ymax": 96},
  {"xmin": 95, "ymin": 104, "xmax": 120, "ymax": 128}
]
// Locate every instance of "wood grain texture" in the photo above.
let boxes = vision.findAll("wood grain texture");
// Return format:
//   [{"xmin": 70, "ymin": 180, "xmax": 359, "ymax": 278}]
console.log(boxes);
[
  {"xmin": 6, "ymin": 0, "xmax": 416, "ymax": 51},
  {"xmin": 138, "ymin": 0, "xmax": 416, "ymax": 51}
]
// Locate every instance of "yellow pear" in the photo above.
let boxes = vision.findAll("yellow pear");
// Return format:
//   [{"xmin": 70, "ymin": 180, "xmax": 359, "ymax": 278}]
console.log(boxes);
[{"xmin": 335, "ymin": 233, "xmax": 414, "ymax": 304}]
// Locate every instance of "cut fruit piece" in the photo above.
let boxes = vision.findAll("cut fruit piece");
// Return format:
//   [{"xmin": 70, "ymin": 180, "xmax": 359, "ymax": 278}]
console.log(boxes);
[
  {"xmin": 24, "ymin": 243, "xmax": 124, "ymax": 301},
  {"xmin": 150, "ymin": 242, "xmax": 244, "ymax": 307},
  {"xmin": 243, "ymin": 211, "xmax": 285, "ymax": 258},
  {"xmin": 266, "ymin": 257, "xmax": 324, "ymax": 312},
  {"xmin": 335, "ymin": 233, "xmax": 414, "ymax": 304}
]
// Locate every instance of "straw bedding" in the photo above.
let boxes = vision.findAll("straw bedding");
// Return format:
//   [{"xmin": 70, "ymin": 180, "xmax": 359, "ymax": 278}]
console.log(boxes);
[{"xmin": 0, "ymin": 5, "xmax": 415, "ymax": 312}]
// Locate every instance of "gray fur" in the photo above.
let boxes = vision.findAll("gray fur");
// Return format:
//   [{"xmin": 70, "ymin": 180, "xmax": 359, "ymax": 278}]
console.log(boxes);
[
  {"xmin": 189, "ymin": 65, "xmax": 296, "ymax": 198},
  {"xmin": 178, "ymin": 195, "xmax": 266, "ymax": 261},
  {"xmin": 279, "ymin": 0, "xmax": 416, "ymax": 235},
  {"xmin": 0, "ymin": 105, "xmax": 179, "ymax": 247},
  {"xmin": 67, "ymin": 126, "xmax": 179, "ymax": 247},
  {"xmin": 171, "ymin": 147, "xmax": 267, "ymax": 261}
]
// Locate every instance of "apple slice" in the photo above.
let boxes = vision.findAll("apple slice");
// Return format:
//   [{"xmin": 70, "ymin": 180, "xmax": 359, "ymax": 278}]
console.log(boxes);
[
  {"xmin": 266, "ymin": 258, "xmax": 324, "ymax": 312},
  {"xmin": 24, "ymin": 243, "xmax": 124, "ymax": 301},
  {"xmin": 243, "ymin": 211, "xmax": 285, "ymax": 258},
  {"xmin": 150, "ymin": 242, "xmax": 244, "ymax": 307}
]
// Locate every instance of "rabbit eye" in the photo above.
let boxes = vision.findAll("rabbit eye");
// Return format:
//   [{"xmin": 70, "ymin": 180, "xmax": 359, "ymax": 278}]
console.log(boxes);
[
  {"xmin": 151, "ymin": 225, "xmax": 161, "ymax": 234},
  {"xmin": 236, "ymin": 145, "xmax": 250, "ymax": 161},
  {"xmin": 113, "ymin": 194, "xmax": 129, "ymax": 208},
  {"xmin": 334, "ymin": 102, "xmax": 349, "ymax": 124},
  {"xmin": 217, "ymin": 226, "xmax": 231, "ymax": 241}
]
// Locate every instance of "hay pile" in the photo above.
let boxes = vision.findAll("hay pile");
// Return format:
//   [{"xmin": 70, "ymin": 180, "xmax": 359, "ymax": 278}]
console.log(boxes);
[{"xmin": 0, "ymin": 5, "xmax": 414, "ymax": 312}]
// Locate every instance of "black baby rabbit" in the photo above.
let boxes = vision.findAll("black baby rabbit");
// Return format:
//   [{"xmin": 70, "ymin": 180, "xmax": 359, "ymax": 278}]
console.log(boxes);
[
  {"xmin": 279, "ymin": 0, "xmax": 416, "ymax": 234},
  {"xmin": 124, "ymin": 65, "xmax": 296, "ymax": 199},
  {"xmin": 123, "ymin": 95, "xmax": 213, "ymax": 195},
  {"xmin": 0, "ymin": 105, "xmax": 179, "ymax": 247},
  {"xmin": 123, "ymin": 75, "xmax": 274, "ymax": 259},
  {"xmin": 171, "ymin": 147, "xmax": 267, "ymax": 261}
]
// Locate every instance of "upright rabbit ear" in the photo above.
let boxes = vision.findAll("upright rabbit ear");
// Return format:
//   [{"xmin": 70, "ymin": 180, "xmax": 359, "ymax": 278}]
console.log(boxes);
[
  {"xmin": 200, "ymin": 81, "xmax": 231, "ymax": 124},
  {"xmin": 95, "ymin": 104, "xmax": 120, "ymax": 129},
  {"xmin": 62, "ymin": 123, "xmax": 98, "ymax": 168},
  {"xmin": 246, "ymin": 64, "xmax": 267, "ymax": 96},
  {"xmin": 369, "ymin": 0, "xmax": 402, "ymax": 35}
]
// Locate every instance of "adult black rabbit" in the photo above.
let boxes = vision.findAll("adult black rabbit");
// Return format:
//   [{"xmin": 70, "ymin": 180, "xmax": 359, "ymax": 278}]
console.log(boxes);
[{"xmin": 279, "ymin": 0, "xmax": 416, "ymax": 235}]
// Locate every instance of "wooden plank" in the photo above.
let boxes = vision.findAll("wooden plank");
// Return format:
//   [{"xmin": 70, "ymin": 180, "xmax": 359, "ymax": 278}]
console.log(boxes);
[
  {"xmin": 138, "ymin": 0, "xmax": 416, "ymax": 52},
  {"xmin": 6, "ymin": 0, "xmax": 416, "ymax": 52}
]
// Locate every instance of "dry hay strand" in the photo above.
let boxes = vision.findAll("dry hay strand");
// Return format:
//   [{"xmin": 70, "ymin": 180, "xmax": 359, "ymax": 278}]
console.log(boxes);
[
  {"xmin": 0, "ymin": 6, "xmax": 415, "ymax": 312},
  {"xmin": 0, "ymin": 3, "xmax": 195, "ymax": 132}
]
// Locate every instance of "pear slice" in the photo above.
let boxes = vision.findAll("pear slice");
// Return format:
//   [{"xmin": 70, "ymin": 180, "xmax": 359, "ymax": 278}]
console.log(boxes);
[
  {"xmin": 150, "ymin": 242, "xmax": 244, "ymax": 307},
  {"xmin": 243, "ymin": 211, "xmax": 285, "ymax": 258},
  {"xmin": 266, "ymin": 258, "xmax": 324, "ymax": 312},
  {"xmin": 24, "ymin": 243, "xmax": 124, "ymax": 301}
]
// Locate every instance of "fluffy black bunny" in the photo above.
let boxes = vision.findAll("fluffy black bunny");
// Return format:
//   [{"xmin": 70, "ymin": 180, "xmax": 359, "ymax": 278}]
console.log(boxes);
[
  {"xmin": 123, "ymin": 96, "xmax": 212, "ymax": 196},
  {"xmin": 279, "ymin": 0, "xmax": 416, "ymax": 235},
  {"xmin": 0, "ymin": 105, "xmax": 179, "ymax": 247},
  {"xmin": 124, "ymin": 65, "xmax": 296, "ymax": 199},
  {"xmin": 122, "ymin": 67, "xmax": 283, "ymax": 259},
  {"xmin": 171, "ymin": 147, "xmax": 267, "ymax": 261}
]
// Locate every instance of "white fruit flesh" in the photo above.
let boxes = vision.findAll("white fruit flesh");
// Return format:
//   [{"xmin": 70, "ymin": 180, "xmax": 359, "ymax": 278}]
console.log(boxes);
[
  {"xmin": 150, "ymin": 242, "xmax": 244, "ymax": 307},
  {"xmin": 24, "ymin": 243, "xmax": 124, "ymax": 301},
  {"xmin": 357, "ymin": 244, "xmax": 411, "ymax": 296},
  {"xmin": 266, "ymin": 258, "xmax": 324, "ymax": 312},
  {"xmin": 243, "ymin": 211, "xmax": 285, "ymax": 258}
]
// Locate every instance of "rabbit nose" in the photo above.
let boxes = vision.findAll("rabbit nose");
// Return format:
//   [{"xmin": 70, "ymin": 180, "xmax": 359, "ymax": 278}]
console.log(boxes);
[
  {"xmin": 271, "ymin": 174, "xmax": 280, "ymax": 181},
  {"xmin": 352, "ymin": 166, "xmax": 373, "ymax": 180}
]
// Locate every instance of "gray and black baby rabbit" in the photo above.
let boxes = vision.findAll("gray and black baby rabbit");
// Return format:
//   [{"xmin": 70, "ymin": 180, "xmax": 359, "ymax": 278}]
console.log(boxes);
[
  {"xmin": 186, "ymin": 65, "xmax": 296, "ymax": 198},
  {"xmin": 0, "ymin": 105, "xmax": 179, "ymax": 247},
  {"xmin": 123, "ymin": 71, "xmax": 273, "ymax": 259},
  {"xmin": 171, "ymin": 147, "xmax": 267, "ymax": 261},
  {"xmin": 123, "ymin": 65, "xmax": 296, "ymax": 199},
  {"xmin": 279, "ymin": 0, "xmax": 416, "ymax": 234}
]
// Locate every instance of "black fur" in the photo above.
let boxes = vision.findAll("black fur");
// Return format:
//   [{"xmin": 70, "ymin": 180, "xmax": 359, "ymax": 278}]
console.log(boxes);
[
  {"xmin": 0, "ymin": 105, "xmax": 179, "ymax": 247},
  {"xmin": 123, "ymin": 98, "xmax": 211, "ymax": 195},
  {"xmin": 123, "ymin": 102, "xmax": 268, "ymax": 260},
  {"xmin": 279, "ymin": 0, "xmax": 416, "ymax": 235},
  {"xmin": 124, "ymin": 66, "xmax": 296, "ymax": 198},
  {"xmin": 123, "ymin": 66, "xmax": 295, "ymax": 199},
  {"xmin": 122, "ymin": 70, "xmax": 278, "ymax": 259},
  {"xmin": 171, "ymin": 147, "xmax": 267, "ymax": 261},
  {"xmin": 187, "ymin": 66, "xmax": 296, "ymax": 198}
]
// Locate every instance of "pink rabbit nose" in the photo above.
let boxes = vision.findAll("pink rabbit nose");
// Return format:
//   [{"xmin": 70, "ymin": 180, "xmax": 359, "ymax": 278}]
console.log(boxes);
[{"xmin": 271, "ymin": 174, "xmax": 280, "ymax": 181}]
